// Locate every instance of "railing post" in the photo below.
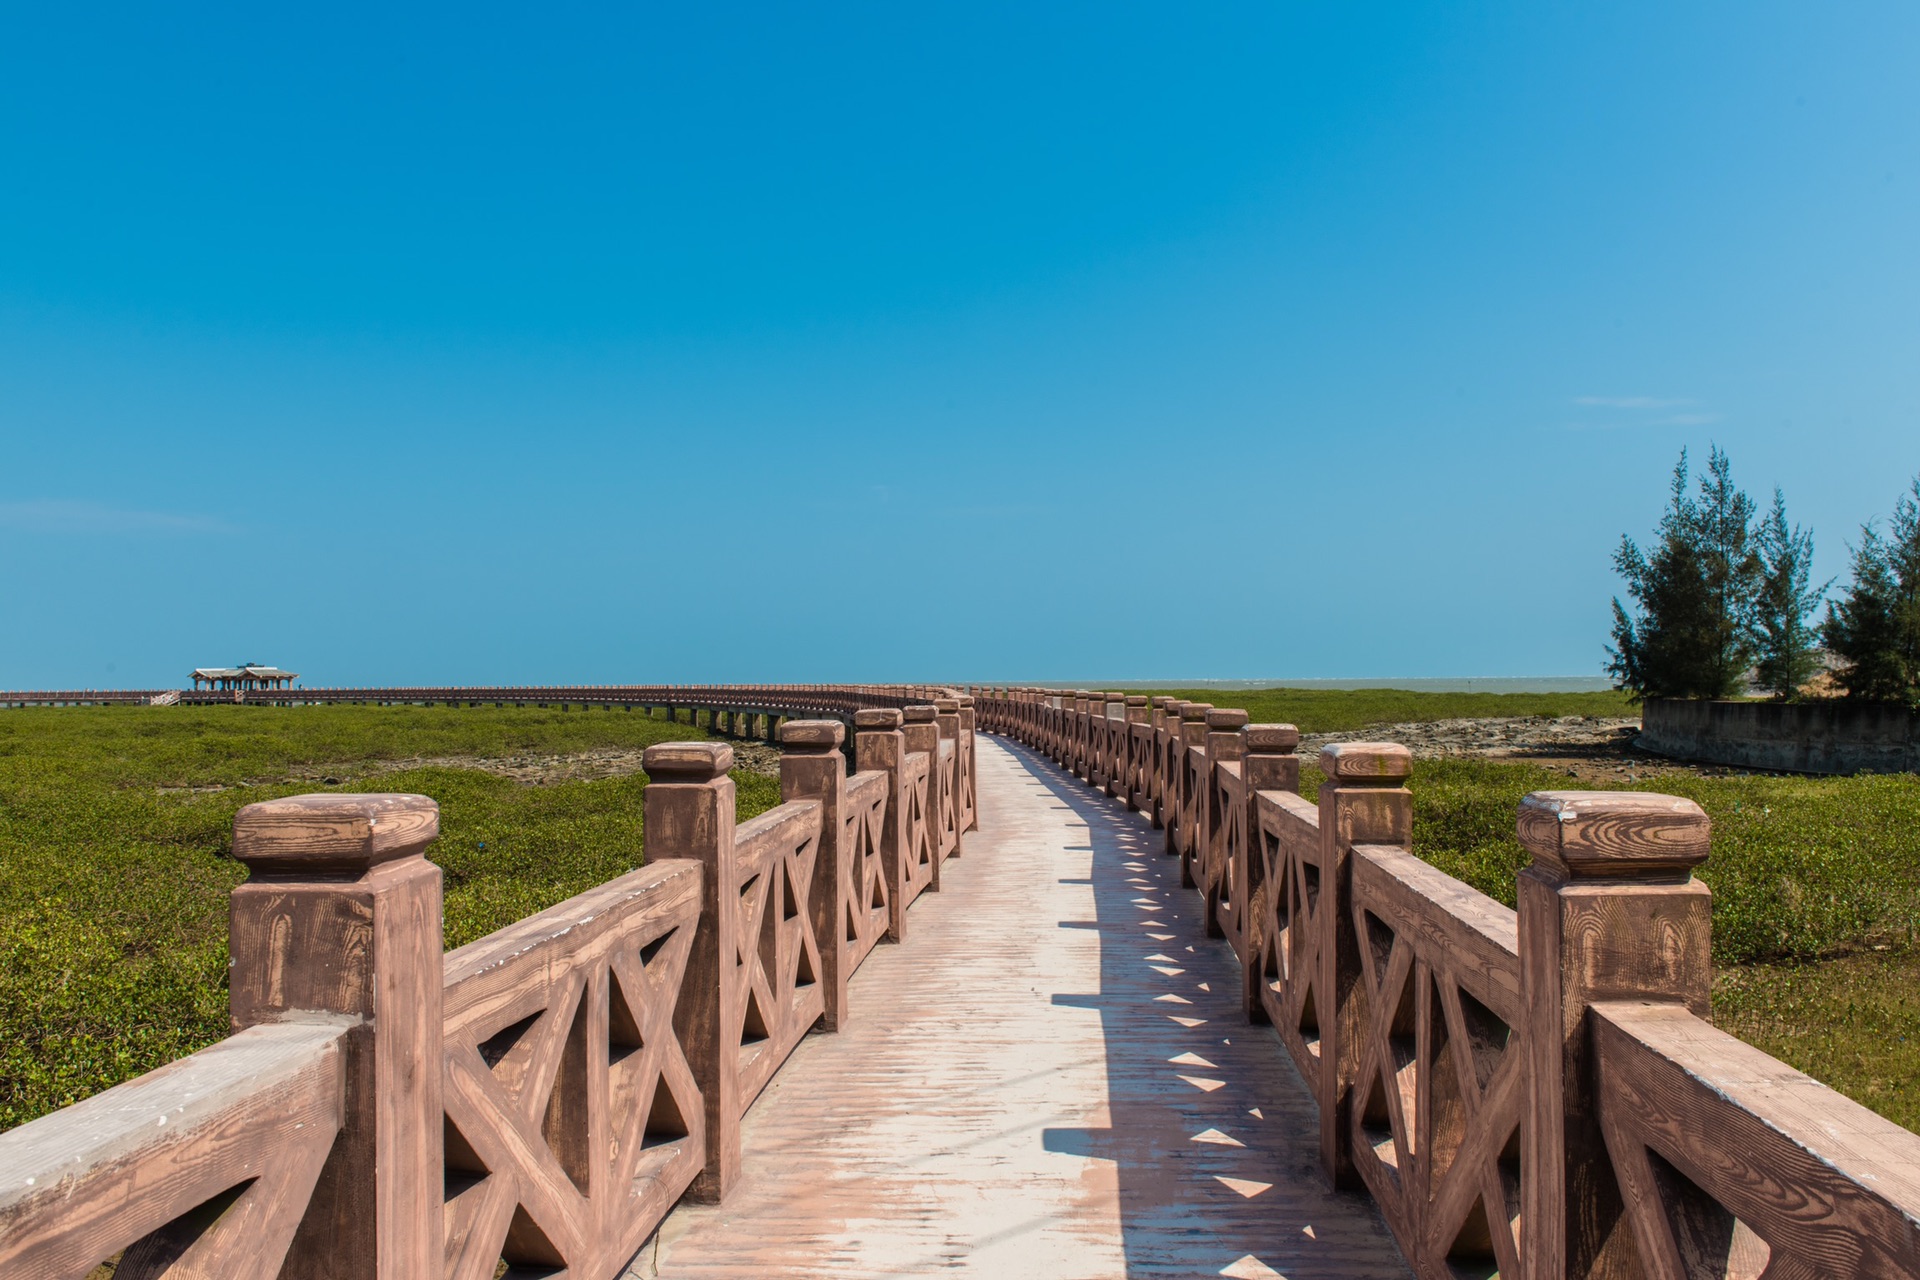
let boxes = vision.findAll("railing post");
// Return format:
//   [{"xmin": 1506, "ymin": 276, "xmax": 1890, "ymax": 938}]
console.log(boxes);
[
  {"xmin": 1201, "ymin": 708, "xmax": 1249, "ymax": 936},
  {"xmin": 780, "ymin": 720, "xmax": 851, "ymax": 1033},
  {"xmin": 1089, "ymin": 693, "xmax": 1109, "ymax": 791},
  {"xmin": 1316, "ymin": 742, "xmax": 1412, "ymax": 1189},
  {"xmin": 1123, "ymin": 695, "xmax": 1150, "ymax": 810},
  {"xmin": 1156, "ymin": 699, "xmax": 1185, "ymax": 836},
  {"xmin": 1518, "ymin": 790, "xmax": 1712, "ymax": 1280},
  {"xmin": 228, "ymin": 792, "xmax": 445, "ymax": 1279},
  {"xmin": 935, "ymin": 698, "xmax": 965, "ymax": 857},
  {"xmin": 903, "ymin": 705, "xmax": 944, "ymax": 889},
  {"xmin": 642, "ymin": 740, "xmax": 741, "ymax": 1203},
  {"xmin": 1147, "ymin": 697, "xmax": 1175, "ymax": 828},
  {"xmin": 1170, "ymin": 702, "xmax": 1212, "ymax": 867},
  {"xmin": 958, "ymin": 695, "xmax": 978, "ymax": 832},
  {"xmin": 1240, "ymin": 724, "xmax": 1300, "ymax": 1019},
  {"xmin": 853, "ymin": 708, "xmax": 911, "ymax": 941},
  {"xmin": 1065, "ymin": 691, "xmax": 1082, "ymax": 775}
]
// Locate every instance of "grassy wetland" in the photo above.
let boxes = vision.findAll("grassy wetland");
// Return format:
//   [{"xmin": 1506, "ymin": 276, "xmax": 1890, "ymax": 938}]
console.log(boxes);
[
  {"xmin": 4, "ymin": 691, "xmax": 1917, "ymax": 1135},
  {"xmin": 0, "ymin": 703, "xmax": 782, "ymax": 1130}
]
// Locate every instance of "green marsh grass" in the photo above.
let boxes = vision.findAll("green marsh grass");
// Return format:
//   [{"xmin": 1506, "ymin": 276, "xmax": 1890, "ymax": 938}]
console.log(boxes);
[{"xmin": 0, "ymin": 704, "xmax": 779, "ymax": 1129}]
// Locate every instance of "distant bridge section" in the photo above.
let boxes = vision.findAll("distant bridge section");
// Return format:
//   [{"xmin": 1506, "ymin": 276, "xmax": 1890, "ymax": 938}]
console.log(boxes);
[{"xmin": 0, "ymin": 683, "xmax": 962, "ymax": 730}]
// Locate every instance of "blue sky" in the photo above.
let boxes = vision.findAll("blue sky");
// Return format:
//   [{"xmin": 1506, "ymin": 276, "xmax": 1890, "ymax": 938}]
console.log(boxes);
[{"xmin": 2, "ymin": 3, "xmax": 1915, "ymax": 686}]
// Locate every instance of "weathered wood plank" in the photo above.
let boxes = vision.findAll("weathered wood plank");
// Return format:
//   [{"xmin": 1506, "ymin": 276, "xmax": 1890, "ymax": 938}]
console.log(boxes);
[
  {"xmin": 1595, "ymin": 1001, "xmax": 1920, "ymax": 1279},
  {"xmin": 0, "ymin": 1020, "xmax": 349, "ymax": 1280}
]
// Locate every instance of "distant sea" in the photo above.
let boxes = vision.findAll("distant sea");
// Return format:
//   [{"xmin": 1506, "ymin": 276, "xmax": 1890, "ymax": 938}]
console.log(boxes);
[{"xmin": 1020, "ymin": 677, "xmax": 1618, "ymax": 694}]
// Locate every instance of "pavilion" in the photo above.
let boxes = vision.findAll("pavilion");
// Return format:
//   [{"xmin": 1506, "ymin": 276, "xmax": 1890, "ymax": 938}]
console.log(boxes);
[{"xmin": 189, "ymin": 663, "xmax": 299, "ymax": 691}]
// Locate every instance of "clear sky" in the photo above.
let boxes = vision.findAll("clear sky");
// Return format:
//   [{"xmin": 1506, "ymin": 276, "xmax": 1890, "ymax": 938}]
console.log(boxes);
[{"xmin": 2, "ymin": 3, "xmax": 1915, "ymax": 687}]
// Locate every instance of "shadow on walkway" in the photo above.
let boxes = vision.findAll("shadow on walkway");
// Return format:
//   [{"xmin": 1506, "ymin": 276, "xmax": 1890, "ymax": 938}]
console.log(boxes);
[
  {"xmin": 1002, "ymin": 738, "xmax": 1408, "ymax": 1279},
  {"xmin": 642, "ymin": 735, "xmax": 1406, "ymax": 1279}
]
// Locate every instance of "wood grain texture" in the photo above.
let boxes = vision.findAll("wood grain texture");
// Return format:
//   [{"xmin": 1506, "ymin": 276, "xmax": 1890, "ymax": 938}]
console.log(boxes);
[
  {"xmin": 1198, "ymin": 719, "xmax": 1249, "ymax": 942},
  {"xmin": 1319, "ymin": 742, "xmax": 1414, "ymax": 782},
  {"xmin": 1519, "ymin": 787, "xmax": 1714, "ymax": 1280},
  {"xmin": 841, "ymin": 770, "xmax": 894, "ymax": 975},
  {"xmin": 856, "ymin": 719, "xmax": 931, "ymax": 942},
  {"xmin": 232, "ymin": 791, "xmax": 440, "ymax": 873},
  {"xmin": 1317, "ymin": 766, "xmax": 1414, "ymax": 1190},
  {"xmin": 1518, "ymin": 791, "xmax": 1711, "ymax": 881},
  {"xmin": 0, "ymin": 1020, "xmax": 348, "ymax": 1280},
  {"xmin": 780, "ymin": 721, "xmax": 855, "ymax": 1031},
  {"xmin": 1594, "ymin": 1002, "xmax": 1920, "ymax": 1280},
  {"xmin": 642, "ymin": 749, "xmax": 741, "ymax": 1204},
  {"xmin": 440, "ymin": 860, "xmax": 706, "ymax": 1280},
  {"xmin": 731, "ymin": 801, "xmax": 829, "ymax": 1113},
  {"xmin": 903, "ymin": 709, "xmax": 950, "ymax": 890},
  {"xmin": 1346, "ymin": 845, "xmax": 1525, "ymax": 1279},
  {"xmin": 228, "ymin": 816, "xmax": 444, "ymax": 1280},
  {"xmin": 1252, "ymin": 791, "xmax": 1325, "ymax": 1095}
]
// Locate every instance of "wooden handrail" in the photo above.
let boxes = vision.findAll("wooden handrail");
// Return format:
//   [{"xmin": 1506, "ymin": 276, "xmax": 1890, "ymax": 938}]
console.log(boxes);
[
  {"xmin": 1594, "ymin": 1001, "xmax": 1920, "ymax": 1276},
  {"xmin": 0, "ymin": 1019, "xmax": 351, "ymax": 1278},
  {"xmin": 966, "ymin": 682, "xmax": 1920, "ymax": 1280},
  {"xmin": 0, "ymin": 686, "xmax": 980, "ymax": 1278}
]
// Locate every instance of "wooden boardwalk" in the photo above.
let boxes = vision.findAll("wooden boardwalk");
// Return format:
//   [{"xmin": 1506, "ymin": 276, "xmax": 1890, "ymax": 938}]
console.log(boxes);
[{"xmin": 636, "ymin": 735, "xmax": 1409, "ymax": 1279}]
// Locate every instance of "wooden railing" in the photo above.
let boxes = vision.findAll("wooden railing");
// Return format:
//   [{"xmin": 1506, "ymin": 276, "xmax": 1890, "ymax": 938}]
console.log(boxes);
[
  {"xmin": 971, "ymin": 685, "xmax": 1920, "ymax": 1280},
  {"xmin": 0, "ymin": 683, "xmax": 960, "ymax": 719},
  {"xmin": 0, "ymin": 688, "xmax": 977, "ymax": 1279}
]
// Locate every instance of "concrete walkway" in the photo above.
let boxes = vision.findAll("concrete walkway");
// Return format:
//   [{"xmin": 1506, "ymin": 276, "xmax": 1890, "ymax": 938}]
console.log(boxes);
[{"xmin": 636, "ymin": 736, "xmax": 1409, "ymax": 1279}]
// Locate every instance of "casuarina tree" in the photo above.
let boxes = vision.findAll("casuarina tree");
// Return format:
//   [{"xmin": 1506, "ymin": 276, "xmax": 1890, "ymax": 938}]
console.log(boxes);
[
  {"xmin": 1607, "ymin": 446, "xmax": 1761, "ymax": 700},
  {"xmin": 1823, "ymin": 476, "xmax": 1920, "ymax": 706},
  {"xmin": 1751, "ymin": 488, "xmax": 1829, "ymax": 699}
]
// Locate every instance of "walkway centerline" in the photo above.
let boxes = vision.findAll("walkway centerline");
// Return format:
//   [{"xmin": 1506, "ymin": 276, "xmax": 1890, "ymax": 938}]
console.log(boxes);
[{"xmin": 638, "ymin": 735, "xmax": 1408, "ymax": 1279}]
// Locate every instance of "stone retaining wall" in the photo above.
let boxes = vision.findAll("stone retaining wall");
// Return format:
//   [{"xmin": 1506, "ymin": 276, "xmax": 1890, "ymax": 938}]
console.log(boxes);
[{"xmin": 1639, "ymin": 696, "xmax": 1919, "ymax": 774}]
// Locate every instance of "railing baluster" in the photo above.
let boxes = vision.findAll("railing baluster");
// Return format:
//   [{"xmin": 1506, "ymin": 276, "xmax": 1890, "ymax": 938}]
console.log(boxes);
[
  {"xmin": 642, "ymin": 741, "xmax": 741, "ymax": 1204},
  {"xmin": 1239, "ymin": 724, "xmax": 1300, "ymax": 1019},
  {"xmin": 1517, "ymin": 789, "xmax": 1713, "ymax": 1279},
  {"xmin": 1316, "ymin": 742, "xmax": 1413, "ymax": 1190},
  {"xmin": 228, "ymin": 792, "xmax": 445, "ymax": 1278},
  {"xmin": 780, "ymin": 720, "xmax": 852, "ymax": 1032}
]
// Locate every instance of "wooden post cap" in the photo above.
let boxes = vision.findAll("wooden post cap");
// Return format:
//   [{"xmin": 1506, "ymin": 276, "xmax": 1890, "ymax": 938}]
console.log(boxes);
[
  {"xmin": 1319, "ymin": 742, "xmax": 1413, "ymax": 781},
  {"xmin": 642, "ymin": 741, "xmax": 734, "ymax": 781},
  {"xmin": 1246, "ymin": 724, "xmax": 1301, "ymax": 752},
  {"xmin": 780, "ymin": 719, "xmax": 845, "ymax": 749},
  {"xmin": 232, "ymin": 792, "xmax": 439, "ymax": 873},
  {"xmin": 904, "ymin": 705, "xmax": 937, "ymax": 723},
  {"xmin": 1206, "ymin": 708, "xmax": 1250, "ymax": 730},
  {"xmin": 855, "ymin": 708, "xmax": 903, "ymax": 729},
  {"xmin": 1180, "ymin": 703, "xmax": 1214, "ymax": 721},
  {"xmin": 1517, "ymin": 791, "xmax": 1710, "ymax": 880}
]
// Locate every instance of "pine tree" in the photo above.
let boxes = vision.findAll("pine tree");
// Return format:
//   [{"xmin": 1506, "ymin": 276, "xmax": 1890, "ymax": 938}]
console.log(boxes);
[
  {"xmin": 1607, "ymin": 447, "xmax": 1760, "ymax": 700},
  {"xmin": 1751, "ymin": 488, "xmax": 1827, "ymax": 699},
  {"xmin": 1824, "ymin": 476, "xmax": 1920, "ymax": 706}
]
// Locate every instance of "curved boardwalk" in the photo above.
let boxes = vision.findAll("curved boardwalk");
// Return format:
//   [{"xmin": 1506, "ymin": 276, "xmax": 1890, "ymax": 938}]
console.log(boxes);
[{"xmin": 636, "ymin": 735, "xmax": 1409, "ymax": 1279}]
